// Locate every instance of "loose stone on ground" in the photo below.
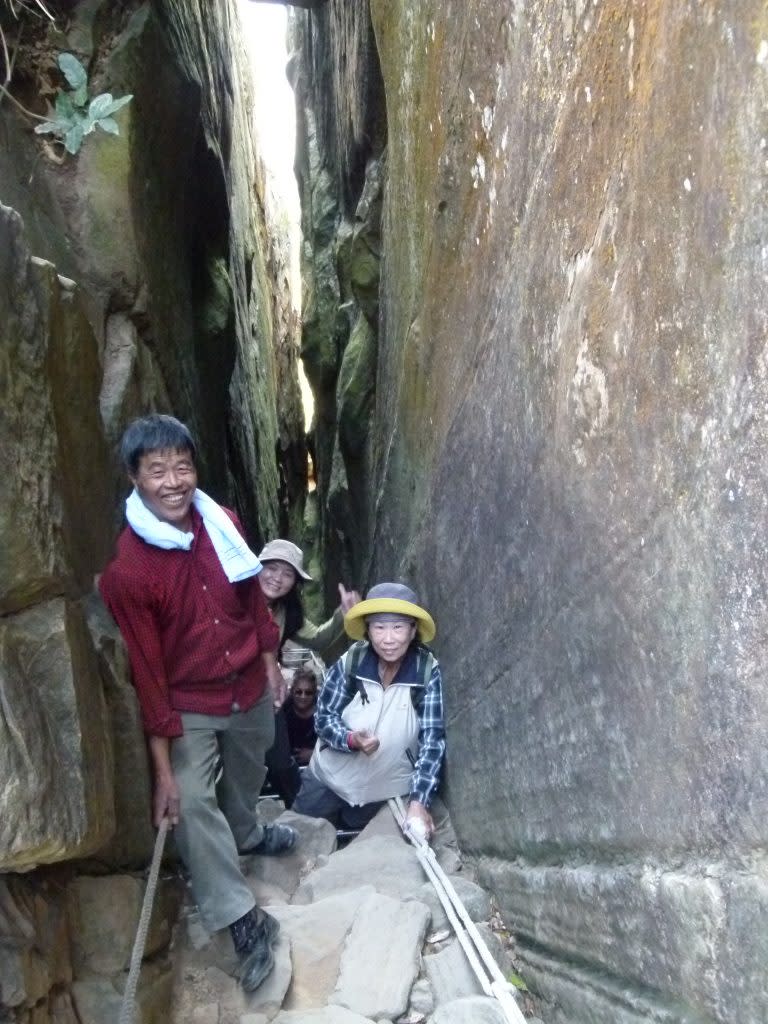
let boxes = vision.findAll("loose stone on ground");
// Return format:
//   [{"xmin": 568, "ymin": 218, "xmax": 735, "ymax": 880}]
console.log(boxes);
[
  {"xmin": 417, "ymin": 876, "xmax": 491, "ymax": 933},
  {"xmin": 271, "ymin": 887, "xmax": 376, "ymax": 1009}
]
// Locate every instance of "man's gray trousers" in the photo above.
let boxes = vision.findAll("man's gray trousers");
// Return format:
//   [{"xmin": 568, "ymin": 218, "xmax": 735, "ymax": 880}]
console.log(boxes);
[{"xmin": 170, "ymin": 692, "xmax": 274, "ymax": 933}]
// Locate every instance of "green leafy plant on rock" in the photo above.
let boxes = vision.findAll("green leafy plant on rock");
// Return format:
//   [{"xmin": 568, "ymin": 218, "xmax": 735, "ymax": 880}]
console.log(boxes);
[{"xmin": 34, "ymin": 52, "xmax": 132, "ymax": 154}]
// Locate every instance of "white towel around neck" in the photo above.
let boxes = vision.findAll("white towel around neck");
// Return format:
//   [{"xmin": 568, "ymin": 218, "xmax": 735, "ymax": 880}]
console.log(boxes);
[{"xmin": 125, "ymin": 488, "xmax": 262, "ymax": 583}]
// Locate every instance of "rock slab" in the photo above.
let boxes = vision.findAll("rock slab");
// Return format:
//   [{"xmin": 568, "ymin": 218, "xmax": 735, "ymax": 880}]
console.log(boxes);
[
  {"xmin": 330, "ymin": 889, "xmax": 431, "ymax": 1019},
  {"xmin": 0, "ymin": 599, "xmax": 113, "ymax": 871}
]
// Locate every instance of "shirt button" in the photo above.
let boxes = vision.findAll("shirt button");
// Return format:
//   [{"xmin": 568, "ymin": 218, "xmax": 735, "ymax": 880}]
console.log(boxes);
[
  {"xmin": 214, "ymin": 618, "xmax": 220, "ymax": 625},
  {"xmin": 202, "ymin": 585, "xmax": 207, "ymax": 591},
  {"xmin": 231, "ymin": 701, "xmax": 241, "ymax": 713},
  {"xmin": 225, "ymin": 651, "xmax": 230, "ymax": 658}
]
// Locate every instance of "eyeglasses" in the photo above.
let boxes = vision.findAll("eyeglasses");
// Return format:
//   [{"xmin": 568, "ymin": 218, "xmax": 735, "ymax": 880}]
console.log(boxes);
[{"xmin": 293, "ymin": 689, "xmax": 315, "ymax": 696}]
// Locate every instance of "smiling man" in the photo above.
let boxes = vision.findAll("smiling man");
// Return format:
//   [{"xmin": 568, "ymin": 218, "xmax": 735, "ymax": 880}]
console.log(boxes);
[{"xmin": 99, "ymin": 413, "xmax": 296, "ymax": 992}]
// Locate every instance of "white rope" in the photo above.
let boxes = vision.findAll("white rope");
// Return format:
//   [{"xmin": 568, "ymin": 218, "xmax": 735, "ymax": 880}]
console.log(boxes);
[
  {"xmin": 389, "ymin": 798, "xmax": 527, "ymax": 1024},
  {"xmin": 118, "ymin": 818, "xmax": 170, "ymax": 1024},
  {"xmin": 396, "ymin": 797, "xmax": 517, "ymax": 987}
]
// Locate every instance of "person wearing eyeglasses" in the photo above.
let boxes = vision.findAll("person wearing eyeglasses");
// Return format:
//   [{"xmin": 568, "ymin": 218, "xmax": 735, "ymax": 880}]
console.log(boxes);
[{"xmin": 283, "ymin": 665, "xmax": 319, "ymax": 766}]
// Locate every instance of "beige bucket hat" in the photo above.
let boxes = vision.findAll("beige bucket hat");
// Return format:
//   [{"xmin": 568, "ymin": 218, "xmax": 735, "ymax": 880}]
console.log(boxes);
[{"xmin": 257, "ymin": 539, "xmax": 312, "ymax": 580}]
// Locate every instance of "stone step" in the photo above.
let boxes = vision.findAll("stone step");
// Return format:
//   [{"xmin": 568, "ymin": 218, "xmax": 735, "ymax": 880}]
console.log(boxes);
[{"xmin": 162, "ymin": 803, "xmax": 532, "ymax": 1024}]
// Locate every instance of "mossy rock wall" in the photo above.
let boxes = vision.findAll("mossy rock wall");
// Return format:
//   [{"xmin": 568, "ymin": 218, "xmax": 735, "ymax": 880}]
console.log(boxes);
[
  {"xmin": 0, "ymin": 2, "xmax": 302, "ymax": 1019},
  {"xmin": 295, "ymin": 2, "xmax": 768, "ymax": 1022},
  {"xmin": 291, "ymin": 2, "xmax": 385, "ymax": 611}
]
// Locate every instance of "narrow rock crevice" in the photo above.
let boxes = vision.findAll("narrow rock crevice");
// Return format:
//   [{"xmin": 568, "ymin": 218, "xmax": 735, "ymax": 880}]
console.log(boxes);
[{"xmin": 2, "ymin": 1, "xmax": 768, "ymax": 1023}]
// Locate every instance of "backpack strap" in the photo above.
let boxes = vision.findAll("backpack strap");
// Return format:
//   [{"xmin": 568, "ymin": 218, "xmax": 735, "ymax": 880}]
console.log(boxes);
[
  {"xmin": 411, "ymin": 645, "xmax": 435, "ymax": 707},
  {"xmin": 343, "ymin": 640, "xmax": 371, "ymax": 705}
]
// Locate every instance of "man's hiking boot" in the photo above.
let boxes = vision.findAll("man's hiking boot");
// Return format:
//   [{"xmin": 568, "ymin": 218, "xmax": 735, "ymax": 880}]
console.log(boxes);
[
  {"xmin": 239, "ymin": 822, "xmax": 298, "ymax": 856},
  {"xmin": 230, "ymin": 908, "xmax": 280, "ymax": 992},
  {"xmin": 238, "ymin": 943, "xmax": 275, "ymax": 992}
]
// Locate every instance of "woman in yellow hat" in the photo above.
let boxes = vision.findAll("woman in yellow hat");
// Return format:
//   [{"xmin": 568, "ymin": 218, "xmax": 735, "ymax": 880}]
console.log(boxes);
[{"xmin": 293, "ymin": 582, "xmax": 445, "ymax": 839}]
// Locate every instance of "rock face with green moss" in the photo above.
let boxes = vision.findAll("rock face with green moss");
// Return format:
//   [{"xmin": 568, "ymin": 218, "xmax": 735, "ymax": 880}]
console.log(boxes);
[
  {"xmin": 295, "ymin": 1, "xmax": 768, "ymax": 1021},
  {"xmin": 0, "ymin": 2, "xmax": 302, "ymax": 1019},
  {"xmin": 1, "ymin": 0, "xmax": 303, "ymax": 539}
]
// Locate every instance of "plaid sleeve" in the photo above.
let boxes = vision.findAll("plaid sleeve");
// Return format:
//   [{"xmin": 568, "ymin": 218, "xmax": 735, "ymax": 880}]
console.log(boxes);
[
  {"xmin": 313, "ymin": 655, "xmax": 356, "ymax": 751},
  {"xmin": 409, "ymin": 659, "xmax": 446, "ymax": 807}
]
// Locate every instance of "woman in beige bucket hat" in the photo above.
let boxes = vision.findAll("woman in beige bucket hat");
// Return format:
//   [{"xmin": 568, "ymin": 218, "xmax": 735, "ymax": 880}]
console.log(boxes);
[
  {"xmin": 257, "ymin": 539, "xmax": 360, "ymax": 807},
  {"xmin": 256, "ymin": 538, "xmax": 360, "ymax": 658}
]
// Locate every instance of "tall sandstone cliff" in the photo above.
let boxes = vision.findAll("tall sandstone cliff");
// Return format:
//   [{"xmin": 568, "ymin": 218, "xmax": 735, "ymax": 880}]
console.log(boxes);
[
  {"xmin": 294, "ymin": 2, "xmax": 768, "ymax": 1022},
  {"xmin": 0, "ymin": 2, "xmax": 302, "ymax": 1020}
]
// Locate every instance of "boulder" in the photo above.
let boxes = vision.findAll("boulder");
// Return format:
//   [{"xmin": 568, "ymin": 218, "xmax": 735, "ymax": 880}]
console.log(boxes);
[
  {"xmin": 0, "ymin": 599, "xmax": 114, "ymax": 870},
  {"xmin": 291, "ymin": 0, "xmax": 385, "ymax": 598},
  {"xmin": 242, "ymin": 811, "xmax": 337, "ymax": 897},
  {"xmin": 243, "ymin": 933, "xmax": 293, "ymax": 1022},
  {"xmin": 99, "ymin": 312, "xmax": 171, "ymax": 445},
  {"xmin": 0, "ymin": 872, "xmax": 73, "ymax": 1013},
  {"xmin": 273, "ymin": 1009, "xmax": 376, "ymax": 1024},
  {"xmin": 71, "ymin": 958, "xmax": 173, "ymax": 1024},
  {"xmin": 335, "ymin": 157, "xmax": 383, "ymax": 327},
  {"xmin": 409, "ymin": 977, "xmax": 436, "ymax": 1017},
  {"xmin": 83, "ymin": 594, "xmax": 155, "ymax": 869},
  {"xmin": 50, "ymin": 990, "xmax": 81, "ymax": 1024},
  {"xmin": 291, "ymin": 1, "xmax": 768, "ymax": 1020},
  {"xmin": 189, "ymin": 1006, "xmax": 220, "ymax": 1024},
  {"xmin": 292, "ymin": 835, "xmax": 426, "ymax": 906},
  {"xmin": 275, "ymin": 887, "xmax": 376, "ymax": 1009},
  {"xmin": 0, "ymin": 207, "xmax": 111, "ymax": 617},
  {"xmin": 417, "ymin": 877, "xmax": 491, "ymax": 934},
  {"xmin": 68, "ymin": 874, "xmax": 179, "ymax": 977},
  {"xmin": 423, "ymin": 939, "xmax": 484, "ymax": 1007},
  {"xmin": 337, "ymin": 312, "xmax": 376, "ymax": 461},
  {"xmin": 0, "ymin": 0, "xmax": 298, "ymax": 550}
]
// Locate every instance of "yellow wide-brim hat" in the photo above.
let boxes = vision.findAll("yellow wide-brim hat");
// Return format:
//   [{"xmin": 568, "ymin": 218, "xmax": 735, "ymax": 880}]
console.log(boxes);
[{"xmin": 344, "ymin": 582, "xmax": 436, "ymax": 643}]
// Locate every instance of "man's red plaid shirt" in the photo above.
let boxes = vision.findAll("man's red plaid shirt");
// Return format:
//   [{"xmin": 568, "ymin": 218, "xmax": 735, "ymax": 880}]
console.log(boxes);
[{"xmin": 99, "ymin": 506, "xmax": 279, "ymax": 737}]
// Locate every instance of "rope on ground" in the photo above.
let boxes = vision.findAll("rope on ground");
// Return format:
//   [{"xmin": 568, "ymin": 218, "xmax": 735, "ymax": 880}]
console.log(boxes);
[
  {"xmin": 118, "ymin": 818, "xmax": 170, "ymax": 1024},
  {"xmin": 389, "ymin": 797, "xmax": 528, "ymax": 1024}
]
